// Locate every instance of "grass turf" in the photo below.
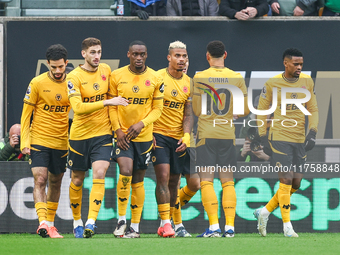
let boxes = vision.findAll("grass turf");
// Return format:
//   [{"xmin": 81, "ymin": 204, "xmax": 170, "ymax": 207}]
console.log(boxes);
[{"xmin": 0, "ymin": 233, "xmax": 339, "ymax": 255}]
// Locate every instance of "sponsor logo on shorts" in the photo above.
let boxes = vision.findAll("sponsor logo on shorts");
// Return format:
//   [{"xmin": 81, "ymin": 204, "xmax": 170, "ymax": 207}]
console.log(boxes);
[
  {"xmin": 132, "ymin": 86, "xmax": 139, "ymax": 93},
  {"xmin": 55, "ymin": 94, "xmax": 62, "ymax": 101}
]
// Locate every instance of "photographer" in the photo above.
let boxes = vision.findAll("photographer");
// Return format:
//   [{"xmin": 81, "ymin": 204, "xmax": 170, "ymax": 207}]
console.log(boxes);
[
  {"xmin": 0, "ymin": 124, "xmax": 27, "ymax": 161},
  {"xmin": 238, "ymin": 127, "xmax": 270, "ymax": 162}
]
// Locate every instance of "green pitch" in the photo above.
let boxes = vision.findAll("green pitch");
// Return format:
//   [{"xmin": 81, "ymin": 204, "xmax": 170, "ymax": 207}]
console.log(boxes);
[{"xmin": 1, "ymin": 233, "xmax": 339, "ymax": 255}]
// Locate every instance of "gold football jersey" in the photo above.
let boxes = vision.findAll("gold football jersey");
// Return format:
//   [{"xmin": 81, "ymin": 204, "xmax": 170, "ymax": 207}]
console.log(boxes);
[
  {"xmin": 67, "ymin": 63, "xmax": 112, "ymax": 140},
  {"xmin": 21, "ymin": 72, "xmax": 70, "ymax": 150},
  {"xmin": 257, "ymin": 73, "xmax": 319, "ymax": 143},
  {"xmin": 192, "ymin": 67, "xmax": 248, "ymax": 141},
  {"xmin": 110, "ymin": 65, "xmax": 164, "ymax": 142},
  {"xmin": 153, "ymin": 68, "xmax": 191, "ymax": 140}
]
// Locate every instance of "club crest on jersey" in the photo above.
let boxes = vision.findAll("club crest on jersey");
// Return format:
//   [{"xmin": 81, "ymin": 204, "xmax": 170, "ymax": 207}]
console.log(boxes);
[
  {"xmin": 159, "ymin": 83, "xmax": 165, "ymax": 93},
  {"xmin": 102, "ymin": 75, "xmax": 106, "ymax": 81},
  {"xmin": 93, "ymin": 83, "xmax": 100, "ymax": 91},
  {"xmin": 26, "ymin": 86, "xmax": 31, "ymax": 95},
  {"xmin": 291, "ymin": 93, "xmax": 298, "ymax": 99},
  {"xmin": 183, "ymin": 86, "xmax": 188, "ymax": 93},
  {"xmin": 145, "ymin": 80, "xmax": 151, "ymax": 86},
  {"xmin": 171, "ymin": 89, "xmax": 178, "ymax": 97},
  {"xmin": 68, "ymin": 81, "xmax": 74, "ymax": 90},
  {"xmin": 55, "ymin": 94, "xmax": 62, "ymax": 101},
  {"xmin": 132, "ymin": 86, "xmax": 140, "ymax": 93}
]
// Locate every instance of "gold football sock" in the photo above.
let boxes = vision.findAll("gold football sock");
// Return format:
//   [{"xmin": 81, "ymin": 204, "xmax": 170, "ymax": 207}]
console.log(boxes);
[
  {"xmin": 266, "ymin": 187, "xmax": 298, "ymax": 212},
  {"xmin": 46, "ymin": 201, "xmax": 58, "ymax": 223},
  {"xmin": 88, "ymin": 179, "xmax": 105, "ymax": 221},
  {"xmin": 173, "ymin": 191, "xmax": 182, "ymax": 225},
  {"xmin": 117, "ymin": 174, "xmax": 132, "ymax": 217},
  {"xmin": 201, "ymin": 181, "xmax": 219, "ymax": 225},
  {"xmin": 170, "ymin": 207, "xmax": 175, "ymax": 219},
  {"xmin": 265, "ymin": 190, "xmax": 279, "ymax": 213},
  {"xmin": 69, "ymin": 182, "xmax": 83, "ymax": 221},
  {"xmin": 278, "ymin": 183, "xmax": 292, "ymax": 223},
  {"xmin": 179, "ymin": 185, "xmax": 197, "ymax": 207},
  {"xmin": 35, "ymin": 202, "xmax": 47, "ymax": 223},
  {"xmin": 158, "ymin": 203, "xmax": 170, "ymax": 221},
  {"xmin": 131, "ymin": 182, "xmax": 145, "ymax": 224},
  {"xmin": 222, "ymin": 181, "xmax": 236, "ymax": 227}
]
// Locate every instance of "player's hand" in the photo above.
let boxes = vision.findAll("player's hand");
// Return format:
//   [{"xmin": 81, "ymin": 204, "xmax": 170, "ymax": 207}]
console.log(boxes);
[
  {"xmin": 176, "ymin": 133, "xmax": 190, "ymax": 153},
  {"xmin": 260, "ymin": 135, "xmax": 272, "ymax": 156},
  {"xmin": 244, "ymin": 7, "xmax": 258, "ymax": 18},
  {"xmin": 104, "ymin": 96, "xmax": 129, "ymax": 106},
  {"xmin": 235, "ymin": 11, "xmax": 250, "ymax": 20},
  {"xmin": 126, "ymin": 121, "xmax": 144, "ymax": 140},
  {"xmin": 22, "ymin": 147, "xmax": 31, "ymax": 155},
  {"xmin": 241, "ymin": 140, "xmax": 251, "ymax": 157},
  {"xmin": 9, "ymin": 134, "xmax": 19, "ymax": 148},
  {"xmin": 305, "ymin": 129, "xmax": 316, "ymax": 152},
  {"xmin": 271, "ymin": 3, "xmax": 280, "ymax": 14},
  {"xmin": 136, "ymin": 10, "xmax": 149, "ymax": 20},
  {"xmin": 116, "ymin": 129, "xmax": 129, "ymax": 150},
  {"xmin": 252, "ymin": 149, "xmax": 270, "ymax": 161},
  {"xmin": 293, "ymin": 6, "xmax": 304, "ymax": 16},
  {"xmin": 152, "ymin": 136, "xmax": 156, "ymax": 150}
]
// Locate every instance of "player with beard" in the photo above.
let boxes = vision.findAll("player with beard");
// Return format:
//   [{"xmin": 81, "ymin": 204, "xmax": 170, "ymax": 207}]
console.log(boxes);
[
  {"xmin": 153, "ymin": 41, "xmax": 199, "ymax": 238},
  {"xmin": 111, "ymin": 40, "xmax": 164, "ymax": 238},
  {"xmin": 254, "ymin": 48, "xmax": 319, "ymax": 237},
  {"xmin": 21, "ymin": 44, "xmax": 70, "ymax": 238},
  {"xmin": 66, "ymin": 38, "xmax": 128, "ymax": 238}
]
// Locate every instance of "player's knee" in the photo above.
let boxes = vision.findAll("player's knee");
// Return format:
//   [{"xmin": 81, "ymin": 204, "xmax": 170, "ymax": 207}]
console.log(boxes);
[
  {"xmin": 34, "ymin": 175, "xmax": 47, "ymax": 187},
  {"xmin": 188, "ymin": 180, "xmax": 200, "ymax": 192}
]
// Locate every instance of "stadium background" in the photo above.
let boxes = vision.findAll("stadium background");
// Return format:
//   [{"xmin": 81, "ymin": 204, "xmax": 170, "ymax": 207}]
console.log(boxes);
[{"xmin": 0, "ymin": 18, "xmax": 340, "ymax": 233}]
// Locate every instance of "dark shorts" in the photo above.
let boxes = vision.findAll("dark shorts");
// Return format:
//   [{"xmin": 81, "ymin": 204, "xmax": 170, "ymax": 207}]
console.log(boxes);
[
  {"xmin": 67, "ymin": 135, "xmax": 113, "ymax": 171},
  {"xmin": 196, "ymin": 138, "xmax": 236, "ymax": 168},
  {"xmin": 151, "ymin": 133, "xmax": 187, "ymax": 175},
  {"xmin": 182, "ymin": 147, "xmax": 196, "ymax": 175},
  {"xmin": 270, "ymin": 141, "xmax": 306, "ymax": 168},
  {"xmin": 113, "ymin": 140, "xmax": 153, "ymax": 170},
  {"xmin": 30, "ymin": 145, "xmax": 68, "ymax": 175}
]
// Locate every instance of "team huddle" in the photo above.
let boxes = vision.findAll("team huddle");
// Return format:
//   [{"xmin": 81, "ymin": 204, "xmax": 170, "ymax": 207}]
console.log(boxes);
[{"xmin": 20, "ymin": 38, "xmax": 319, "ymax": 239}]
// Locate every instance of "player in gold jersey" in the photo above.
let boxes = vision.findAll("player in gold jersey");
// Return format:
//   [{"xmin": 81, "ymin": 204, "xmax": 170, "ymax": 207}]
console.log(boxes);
[
  {"xmin": 111, "ymin": 41, "xmax": 164, "ymax": 238},
  {"xmin": 254, "ymin": 48, "xmax": 318, "ymax": 238},
  {"xmin": 20, "ymin": 44, "xmax": 70, "ymax": 238},
  {"xmin": 193, "ymin": 41, "xmax": 249, "ymax": 238},
  {"xmin": 66, "ymin": 38, "xmax": 128, "ymax": 238},
  {"xmin": 153, "ymin": 41, "xmax": 199, "ymax": 238}
]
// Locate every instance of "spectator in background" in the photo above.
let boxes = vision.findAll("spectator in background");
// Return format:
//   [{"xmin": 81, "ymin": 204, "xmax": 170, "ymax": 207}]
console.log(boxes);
[
  {"xmin": 269, "ymin": 0, "xmax": 322, "ymax": 16},
  {"xmin": 0, "ymin": 124, "xmax": 28, "ymax": 161},
  {"xmin": 166, "ymin": 0, "xmax": 219, "ymax": 16},
  {"xmin": 238, "ymin": 137, "xmax": 270, "ymax": 162},
  {"xmin": 129, "ymin": 0, "xmax": 166, "ymax": 20},
  {"xmin": 322, "ymin": 0, "xmax": 340, "ymax": 16},
  {"xmin": 219, "ymin": 0, "xmax": 269, "ymax": 20}
]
